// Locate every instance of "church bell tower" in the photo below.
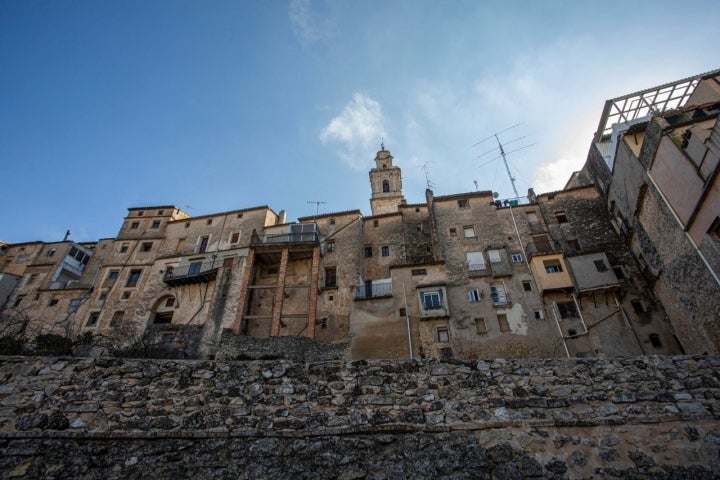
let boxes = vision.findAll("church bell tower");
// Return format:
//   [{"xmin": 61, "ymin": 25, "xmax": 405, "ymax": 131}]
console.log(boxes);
[{"xmin": 369, "ymin": 145, "xmax": 405, "ymax": 215}]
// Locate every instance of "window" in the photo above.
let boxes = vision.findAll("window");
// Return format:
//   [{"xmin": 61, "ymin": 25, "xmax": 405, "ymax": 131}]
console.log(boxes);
[
  {"xmin": 48, "ymin": 299, "xmax": 59, "ymax": 307},
  {"xmin": 206, "ymin": 219, "xmax": 213, "ymax": 225},
  {"xmin": 230, "ymin": 231, "xmax": 240, "ymax": 244},
  {"xmin": 86, "ymin": 312, "xmax": 99, "ymax": 327},
  {"xmin": 382, "ymin": 180, "xmax": 390, "ymax": 192},
  {"xmin": 120, "ymin": 244, "xmax": 129, "ymax": 253},
  {"xmin": 556, "ymin": 301, "xmax": 578, "ymax": 319},
  {"xmin": 475, "ymin": 318, "xmax": 487, "ymax": 333},
  {"xmin": 329, "ymin": 218, "xmax": 335, "ymax": 225},
  {"xmin": 151, "ymin": 221, "xmax": 161, "ymax": 229},
  {"xmin": 126, "ymin": 269, "xmax": 142, "ymax": 287},
  {"xmin": 325, "ymin": 267, "xmax": 337, "ymax": 288},
  {"xmin": 99, "ymin": 291, "xmax": 108, "ymax": 301},
  {"xmin": 108, "ymin": 270, "xmax": 119, "ymax": 280},
  {"xmin": 154, "ymin": 312, "xmax": 173, "ymax": 324},
  {"xmin": 511, "ymin": 253, "xmax": 523, "ymax": 263},
  {"xmin": 526, "ymin": 211, "xmax": 539, "ymax": 224},
  {"xmin": 68, "ymin": 299, "xmax": 82, "ymax": 312},
  {"xmin": 708, "ymin": 217, "xmax": 720, "ymax": 241},
  {"xmin": 490, "ymin": 283, "xmax": 509, "ymax": 305},
  {"xmin": 497, "ymin": 314, "xmax": 510, "ymax": 332},
  {"xmin": 185, "ymin": 222, "xmax": 190, "ymax": 229},
  {"xmin": 373, "ymin": 220, "xmax": 379, "ymax": 228},
  {"xmin": 466, "ymin": 251, "xmax": 485, "ymax": 272},
  {"xmin": 165, "ymin": 297, "xmax": 175, "ymax": 308},
  {"xmin": 13, "ymin": 295, "xmax": 25, "ymax": 307},
  {"xmin": 47, "ymin": 248, "xmax": 56, "ymax": 257},
  {"xmin": 320, "ymin": 318, "xmax": 328, "ymax": 329},
  {"xmin": 437, "ymin": 327, "xmax": 450, "ymax": 342},
  {"xmin": 130, "ymin": 222, "xmax": 140, "ymax": 229},
  {"xmin": 612, "ymin": 265, "xmax": 626, "ymax": 279},
  {"xmin": 110, "ymin": 311, "xmax": 124, "ymax": 326},
  {"xmin": 411, "ymin": 269, "xmax": 427, "ymax": 276},
  {"xmin": 188, "ymin": 262, "xmax": 202, "ymax": 275},
  {"xmin": 176, "ymin": 239, "xmax": 185, "ymax": 253},
  {"xmin": 422, "ymin": 291, "xmax": 442, "ymax": 310},
  {"xmin": 543, "ymin": 259, "xmax": 563, "ymax": 273},
  {"xmin": 416, "ymin": 224, "xmax": 423, "ymax": 232},
  {"xmin": 463, "ymin": 226, "xmax": 476, "ymax": 238},
  {"xmin": 157, "ymin": 210, "xmax": 164, "ymax": 215},
  {"xmin": 141, "ymin": 242, "xmax": 153, "ymax": 252},
  {"xmin": 488, "ymin": 249, "xmax": 502, "ymax": 263},
  {"xmin": 34, "ymin": 293, "xmax": 40, "ymax": 300},
  {"xmin": 533, "ymin": 309, "xmax": 544, "ymax": 320},
  {"xmin": 364, "ymin": 246, "xmax": 373, "ymax": 258},
  {"xmin": 594, "ymin": 260, "xmax": 608, "ymax": 272},
  {"xmin": 649, "ymin": 333, "xmax": 662, "ymax": 348},
  {"xmin": 121, "ymin": 291, "xmax": 131, "ymax": 300},
  {"xmin": 237, "ymin": 213, "xmax": 243, "ymax": 218},
  {"xmin": 137, "ymin": 211, "xmax": 144, "ymax": 216},
  {"xmin": 567, "ymin": 239, "xmax": 580, "ymax": 252},
  {"xmin": 554, "ymin": 211, "xmax": 568, "ymax": 223},
  {"xmin": 522, "ymin": 280, "xmax": 532, "ymax": 292},
  {"xmin": 468, "ymin": 289, "xmax": 480, "ymax": 302},
  {"xmin": 197, "ymin": 235, "xmax": 210, "ymax": 253},
  {"xmin": 27, "ymin": 273, "xmax": 37, "ymax": 284},
  {"xmin": 381, "ymin": 245, "xmax": 389, "ymax": 257},
  {"xmin": 327, "ymin": 241, "xmax": 335, "ymax": 252},
  {"xmin": 399, "ymin": 308, "xmax": 406, "ymax": 317},
  {"xmin": 631, "ymin": 300, "xmax": 646, "ymax": 314},
  {"xmin": 458, "ymin": 199, "xmax": 469, "ymax": 208},
  {"xmin": 449, "ymin": 228, "xmax": 457, "ymax": 236},
  {"xmin": 568, "ymin": 329, "xmax": 577, "ymax": 336}
]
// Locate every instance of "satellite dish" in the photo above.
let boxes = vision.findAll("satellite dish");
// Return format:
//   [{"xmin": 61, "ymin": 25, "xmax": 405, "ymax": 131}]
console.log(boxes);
[{"xmin": 493, "ymin": 192, "xmax": 499, "ymax": 198}]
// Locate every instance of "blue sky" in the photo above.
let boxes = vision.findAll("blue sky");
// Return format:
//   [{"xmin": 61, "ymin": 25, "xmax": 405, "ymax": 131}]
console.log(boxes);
[{"xmin": 1, "ymin": 0, "xmax": 718, "ymax": 244}]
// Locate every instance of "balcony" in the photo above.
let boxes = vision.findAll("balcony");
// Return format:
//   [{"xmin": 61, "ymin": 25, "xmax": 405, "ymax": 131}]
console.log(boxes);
[
  {"xmin": 525, "ymin": 240, "xmax": 564, "ymax": 258},
  {"xmin": 491, "ymin": 291, "xmax": 512, "ymax": 307},
  {"xmin": 354, "ymin": 282, "xmax": 392, "ymax": 299},
  {"xmin": 490, "ymin": 261, "xmax": 512, "ymax": 277},
  {"xmin": 527, "ymin": 220, "xmax": 546, "ymax": 234},
  {"xmin": 251, "ymin": 224, "xmax": 319, "ymax": 246},
  {"xmin": 163, "ymin": 261, "xmax": 219, "ymax": 286},
  {"xmin": 468, "ymin": 264, "xmax": 490, "ymax": 276}
]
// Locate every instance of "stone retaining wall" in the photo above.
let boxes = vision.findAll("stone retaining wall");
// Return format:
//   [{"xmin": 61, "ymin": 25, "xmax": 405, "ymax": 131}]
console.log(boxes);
[{"xmin": 1, "ymin": 355, "xmax": 719, "ymax": 478}]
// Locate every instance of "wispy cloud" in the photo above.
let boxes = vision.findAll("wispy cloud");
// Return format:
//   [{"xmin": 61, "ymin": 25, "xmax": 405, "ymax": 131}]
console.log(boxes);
[
  {"xmin": 289, "ymin": 0, "xmax": 332, "ymax": 46},
  {"xmin": 320, "ymin": 93, "xmax": 386, "ymax": 170}
]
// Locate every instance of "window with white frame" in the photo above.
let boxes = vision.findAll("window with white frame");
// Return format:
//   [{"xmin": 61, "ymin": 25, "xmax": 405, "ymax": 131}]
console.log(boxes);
[
  {"xmin": 422, "ymin": 291, "xmax": 442, "ymax": 310},
  {"xmin": 466, "ymin": 251, "xmax": 485, "ymax": 272},
  {"xmin": 543, "ymin": 259, "xmax": 563, "ymax": 273},
  {"xmin": 511, "ymin": 253, "xmax": 523, "ymax": 263},
  {"xmin": 436, "ymin": 327, "xmax": 450, "ymax": 342},
  {"xmin": 463, "ymin": 226, "xmax": 476, "ymax": 238},
  {"xmin": 468, "ymin": 288, "xmax": 480, "ymax": 302},
  {"xmin": 490, "ymin": 282, "xmax": 509, "ymax": 305},
  {"xmin": 488, "ymin": 249, "xmax": 502, "ymax": 263}
]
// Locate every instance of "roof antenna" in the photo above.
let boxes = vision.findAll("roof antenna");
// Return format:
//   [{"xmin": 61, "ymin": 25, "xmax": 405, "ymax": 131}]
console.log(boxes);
[
  {"xmin": 307, "ymin": 200, "xmax": 326, "ymax": 220},
  {"xmin": 380, "ymin": 137, "xmax": 385, "ymax": 150},
  {"xmin": 473, "ymin": 180, "xmax": 479, "ymax": 191},
  {"xmin": 421, "ymin": 162, "xmax": 435, "ymax": 190},
  {"xmin": 63, "ymin": 229, "xmax": 71, "ymax": 242},
  {"xmin": 474, "ymin": 124, "xmax": 534, "ymax": 200}
]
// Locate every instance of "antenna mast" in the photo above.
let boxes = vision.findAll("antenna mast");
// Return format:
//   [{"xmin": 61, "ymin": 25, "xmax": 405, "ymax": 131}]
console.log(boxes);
[
  {"xmin": 495, "ymin": 134, "xmax": 520, "ymax": 199},
  {"xmin": 474, "ymin": 124, "xmax": 533, "ymax": 200},
  {"xmin": 307, "ymin": 200, "xmax": 326, "ymax": 219},
  {"xmin": 421, "ymin": 162, "xmax": 435, "ymax": 190}
]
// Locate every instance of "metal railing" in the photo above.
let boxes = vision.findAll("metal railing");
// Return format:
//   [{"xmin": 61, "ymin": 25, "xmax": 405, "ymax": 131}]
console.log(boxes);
[
  {"xmin": 252, "ymin": 232, "xmax": 319, "ymax": 245},
  {"xmin": 468, "ymin": 264, "xmax": 490, "ymax": 276},
  {"xmin": 354, "ymin": 283, "xmax": 392, "ymax": 299},
  {"xmin": 164, "ymin": 261, "xmax": 219, "ymax": 281},
  {"xmin": 491, "ymin": 291, "xmax": 512, "ymax": 306},
  {"xmin": 525, "ymin": 240, "xmax": 563, "ymax": 256}
]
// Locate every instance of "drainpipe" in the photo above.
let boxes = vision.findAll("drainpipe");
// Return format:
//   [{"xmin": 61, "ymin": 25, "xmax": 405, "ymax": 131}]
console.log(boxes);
[
  {"xmin": 551, "ymin": 303, "xmax": 570, "ymax": 358},
  {"xmin": 403, "ymin": 281, "xmax": 413, "ymax": 360},
  {"xmin": 646, "ymin": 171, "xmax": 720, "ymax": 287}
]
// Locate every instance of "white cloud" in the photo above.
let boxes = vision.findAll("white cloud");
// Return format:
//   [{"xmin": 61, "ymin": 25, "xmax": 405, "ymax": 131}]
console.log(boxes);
[
  {"xmin": 289, "ymin": 0, "xmax": 332, "ymax": 45},
  {"xmin": 533, "ymin": 153, "xmax": 584, "ymax": 193},
  {"xmin": 320, "ymin": 93, "xmax": 386, "ymax": 170}
]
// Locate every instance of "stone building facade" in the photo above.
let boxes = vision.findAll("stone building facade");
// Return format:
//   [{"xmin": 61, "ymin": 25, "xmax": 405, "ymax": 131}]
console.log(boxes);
[{"xmin": 2, "ymin": 72, "xmax": 717, "ymax": 360}]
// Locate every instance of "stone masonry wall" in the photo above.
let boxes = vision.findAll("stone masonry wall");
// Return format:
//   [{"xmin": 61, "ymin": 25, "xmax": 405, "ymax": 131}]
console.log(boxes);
[{"xmin": 1, "ymin": 355, "xmax": 720, "ymax": 479}]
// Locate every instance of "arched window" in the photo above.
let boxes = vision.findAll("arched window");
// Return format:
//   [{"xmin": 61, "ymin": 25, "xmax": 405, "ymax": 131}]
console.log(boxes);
[
  {"xmin": 382, "ymin": 180, "xmax": 390, "ymax": 193},
  {"xmin": 152, "ymin": 295, "xmax": 176, "ymax": 324}
]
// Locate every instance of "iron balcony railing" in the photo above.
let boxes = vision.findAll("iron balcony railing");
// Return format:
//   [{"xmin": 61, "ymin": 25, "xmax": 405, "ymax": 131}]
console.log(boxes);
[
  {"xmin": 525, "ymin": 240, "xmax": 564, "ymax": 257},
  {"xmin": 163, "ymin": 260, "xmax": 219, "ymax": 285},
  {"xmin": 468, "ymin": 264, "xmax": 490, "ymax": 276},
  {"xmin": 354, "ymin": 283, "xmax": 392, "ymax": 299},
  {"xmin": 251, "ymin": 232, "xmax": 319, "ymax": 245},
  {"xmin": 490, "ymin": 290, "xmax": 512, "ymax": 307}
]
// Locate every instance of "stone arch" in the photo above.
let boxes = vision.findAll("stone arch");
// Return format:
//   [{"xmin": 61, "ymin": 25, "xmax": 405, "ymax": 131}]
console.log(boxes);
[{"xmin": 150, "ymin": 295, "xmax": 176, "ymax": 324}]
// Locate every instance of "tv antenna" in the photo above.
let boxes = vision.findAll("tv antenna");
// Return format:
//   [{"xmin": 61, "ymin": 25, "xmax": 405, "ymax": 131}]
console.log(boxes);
[
  {"xmin": 473, "ymin": 180, "xmax": 479, "ymax": 191},
  {"xmin": 307, "ymin": 200, "xmax": 326, "ymax": 219},
  {"xmin": 474, "ymin": 124, "xmax": 534, "ymax": 199},
  {"xmin": 421, "ymin": 162, "xmax": 436, "ymax": 190}
]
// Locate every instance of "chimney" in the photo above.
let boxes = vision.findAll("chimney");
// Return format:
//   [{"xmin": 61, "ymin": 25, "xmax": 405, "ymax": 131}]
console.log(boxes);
[{"xmin": 278, "ymin": 210, "xmax": 287, "ymax": 225}]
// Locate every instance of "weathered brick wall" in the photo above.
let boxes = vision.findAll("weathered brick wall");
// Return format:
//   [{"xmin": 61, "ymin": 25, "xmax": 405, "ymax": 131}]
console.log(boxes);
[{"xmin": 1, "ymin": 355, "xmax": 719, "ymax": 479}]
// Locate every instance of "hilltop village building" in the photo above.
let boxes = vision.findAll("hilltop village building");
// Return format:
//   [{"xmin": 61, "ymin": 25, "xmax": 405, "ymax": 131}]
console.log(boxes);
[{"xmin": 2, "ymin": 70, "xmax": 719, "ymax": 359}]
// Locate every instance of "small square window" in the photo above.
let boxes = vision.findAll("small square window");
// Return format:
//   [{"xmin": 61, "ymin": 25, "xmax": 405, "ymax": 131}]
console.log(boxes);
[
  {"xmin": 381, "ymin": 245, "xmax": 389, "ymax": 257},
  {"xmin": 137, "ymin": 211, "xmax": 144, "ymax": 216},
  {"xmin": 416, "ymin": 224, "xmax": 423, "ymax": 232},
  {"xmin": 422, "ymin": 291, "xmax": 442, "ymax": 310},
  {"xmin": 594, "ymin": 260, "xmax": 608, "ymax": 272},
  {"xmin": 99, "ymin": 291, "xmax": 108, "ymax": 301},
  {"xmin": 631, "ymin": 300, "xmax": 646, "ymax": 314},
  {"xmin": 554, "ymin": 211, "xmax": 568, "ymax": 223},
  {"xmin": 567, "ymin": 239, "xmax": 580, "ymax": 252},
  {"xmin": 612, "ymin": 265, "xmax": 626, "ymax": 279},
  {"xmin": 237, "ymin": 213, "xmax": 243, "ymax": 218},
  {"xmin": 437, "ymin": 327, "xmax": 450, "ymax": 342},
  {"xmin": 157, "ymin": 210, "xmax": 164, "ymax": 215},
  {"xmin": 364, "ymin": 246, "xmax": 373, "ymax": 258},
  {"xmin": 108, "ymin": 270, "xmax": 119, "ymax": 280},
  {"xmin": 449, "ymin": 228, "xmax": 457, "ymax": 236},
  {"xmin": 649, "ymin": 333, "xmax": 662, "ymax": 348},
  {"xmin": 206, "ymin": 219, "xmax": 213, "ymax": 225},
  {"xmin": 48, "ymin": 299, "xmax": 59, "ymax": 307},
  {"xmin": 468, "ymin": 289, "xmax": 480, "ymax": 302},
  {"xmin": 185, "ymin": 222, "xmax": 191, "ymax": 228},
  {"xmin": 151, "ymin": 220, "xmax": 161, "ymax": 229},
  {"xmin": 27, "ymin": 273, "xmax": 37, "ymax": 284},
  {"xmin": 329, "ymin": 218, "xmax": 335, "ymax": 225},
  {"xmin": 110, "ymin": 311, "xmax": 124, "ymax": 326},
  {"xmin": 463, "ymin": 226, "xmax": 476, "ymax": 238},
  {"xmin": 165, "ymin": 297, "xmax": 175, "ymax": 308},
  {"xmin": 230, "ymin": 232, "xmax": 240, "ymax": 244},
  {"xmin": 320, "ymin": 318, "xmax": 328, "ymax": 329},
  {"xmin": 141, "ymin": 242, "xmax": 153, "ymax": 252},
  {"xmin": 327, "ymin": 241, "xmax": 335, "ymax": 252},
  {"xmin": 533, "ymin": 310, "xmax": 544, "ymax": 320},
  {"xmin": 120, "ymin": 244, "xmax": 129, "ymax": 253},
  {"xmin": 68, "ymin": 299, "xmax": 82, "ymax": 312},
  {"xmin": 415, "ymin": 207, "xmax": 420, "ymax": 212},
  {"xmin": 399, "ymin": 308, "xmax": 406, "ymax": 317},
  {"xmin": 373, "ymin": 220, "xmax": 379, "ymax": 227},
  {"xmin": 475, "ymin": 318, "xmax": 487, "ymax": 333},
  {"xmin": 47, "ymin": 248, "xmax": 56, "ymax": 257},
  {"xmin": 411, "ymin": 269, "xmax": 427, "ymax": 276},
  {"xmin": 458, "ymin": 199, "xmax": 469, "ymax": 208},
  {"xmin": 511, "ymin": 253, "xmax": 523, "ymax": 263},
  {"xmin": 522, "ymin": 280, "xmax": 532, "ymax": 292},
  {"xmin": 121, "ymin": 291, "xmax": 131, "ymax": 300},
  {"xmin": 130, "ymin": 222, "xmax": 140, "ymax": 229},
  {"xmin": 13, "ymin": 295, "xmax": 25, "ymax": 307},
  {"xmin": 86, "ymin": 312, "xmax": 99, "ymax": 327},
  {"xmin": 543, "ymin": 259, "xmax": 563, "ymax": 273},
  {"xmin": 126, "ymin": 269, "xmax": 142, "ymax": 287}
]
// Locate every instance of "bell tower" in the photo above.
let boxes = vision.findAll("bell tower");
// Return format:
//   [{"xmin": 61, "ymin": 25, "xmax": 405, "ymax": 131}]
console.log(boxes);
[{"xmin": 369, "ymin": 145, "xmax": 405, "ymax": 215}]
